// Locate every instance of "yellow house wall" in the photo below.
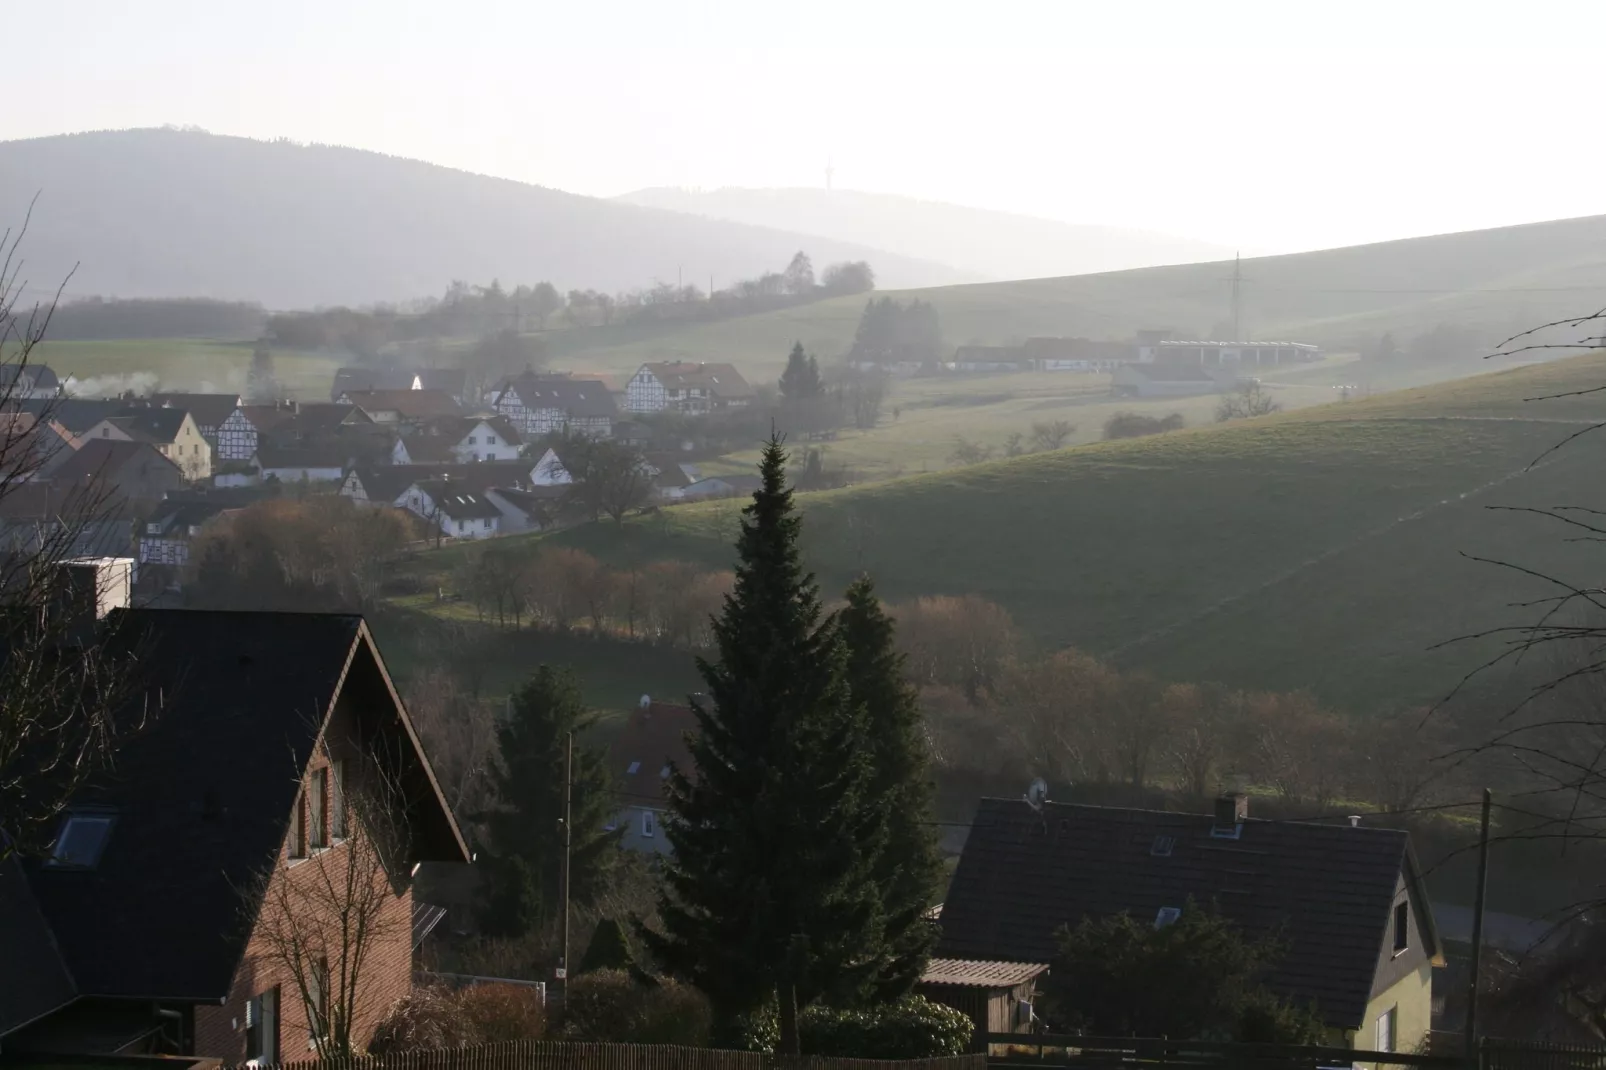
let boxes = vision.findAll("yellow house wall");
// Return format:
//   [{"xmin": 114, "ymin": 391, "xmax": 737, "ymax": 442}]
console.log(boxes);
[{"xmin": 1356, "ymin": 960, "xmax": 1434, "ymax": 1054}]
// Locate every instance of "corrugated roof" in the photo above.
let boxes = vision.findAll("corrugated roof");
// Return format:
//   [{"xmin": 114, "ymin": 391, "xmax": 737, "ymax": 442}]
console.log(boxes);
[
  {"xmin": 920, "ymin": 958, "xmax": 1048, "ymax": 988},
  {"xmin": 937, "ymin": 798, "xmax": 1432, "ymax": 1031}
]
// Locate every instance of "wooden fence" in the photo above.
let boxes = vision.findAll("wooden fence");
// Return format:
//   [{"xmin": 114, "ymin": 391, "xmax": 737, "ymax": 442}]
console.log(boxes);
[
  {"xmin": 1482, "ymin": 1041, "xmax": 1606, "ymax": 1070},
  {"xmin": 983, "ymin": 1033, "xmax": 1459, "ymax": 1070},
  {"xmin": 233, "ymin": 1041, "xmax": 987, "ymax": 1070}
]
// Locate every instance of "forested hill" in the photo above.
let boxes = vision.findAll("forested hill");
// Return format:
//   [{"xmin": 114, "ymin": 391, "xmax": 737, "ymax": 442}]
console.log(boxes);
[{"xmin": 0, "ymin": 129, "xmax": 975, "ymax": 308}]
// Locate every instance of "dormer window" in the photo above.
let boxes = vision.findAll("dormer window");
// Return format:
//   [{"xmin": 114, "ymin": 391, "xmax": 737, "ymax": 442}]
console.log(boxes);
[{"xmin": 49, "ymin": 812, "xmax": 116, "ymax": 868}]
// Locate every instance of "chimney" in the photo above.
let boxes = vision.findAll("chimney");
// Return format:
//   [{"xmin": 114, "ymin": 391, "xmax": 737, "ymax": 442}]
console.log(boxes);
[{"xmin": 1213, "ymin": 791, "xmax": 1248, "ymax": 833}]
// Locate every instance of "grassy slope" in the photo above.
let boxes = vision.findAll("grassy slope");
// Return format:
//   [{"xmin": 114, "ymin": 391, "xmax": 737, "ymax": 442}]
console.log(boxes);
[
  {"xmin": 533, "ymin": 353, "xmax": 1606, "ymax": 710},
  {"xmin": 33, "ymin": 338, "xmax": 345, "ymax": 397},
  {"xmin": 546, "ymin": 213, "xmax": 1606, "ymax": 381}
]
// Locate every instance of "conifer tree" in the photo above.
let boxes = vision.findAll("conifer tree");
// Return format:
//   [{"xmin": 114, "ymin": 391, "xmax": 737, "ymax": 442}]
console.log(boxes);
[
  {"xmin": 479, "ymin": 666, "xmax": 616, "ymax": 937},
  {"xmin": 779, "ymin": 341, "xmax": 823, "ymax": 401},
  {"xmin": 645, "ymin": 437, "xmax": 881, "ymax": 1050},
  {"xmin": 838, "ymin": 576, "xmax": 943, "ymax": 1001}
]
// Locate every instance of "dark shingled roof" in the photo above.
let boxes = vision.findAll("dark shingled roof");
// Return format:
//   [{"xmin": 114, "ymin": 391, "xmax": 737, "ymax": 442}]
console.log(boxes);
[
  {"xmin": 14, "ymin": 610, "xmax": 469, "ymax": 1009},
  {"xmin": 106, "ymin": 407, "xmax": 193, "ymax": 445},
  {"xmin": 0, "ymin": 857, "xmax": 76, "ymax": 1036},
  {"xmin": 937, "ymin": 798, "xmax": 1435, "ymax": 1031},
  {"xmin": 52, "ymin": 439, "xmax": 183, "ymax": 488},
  {"xmin": 500, "ymin": 374, "xmax": 618, "ymax": 419},
  {"xmin": 151, "ymin": 393, "xmax": 242, "ymax": 430},
  {"xmin": 422, "ymin": 486, "xmax": 502, "ymax": 521}
]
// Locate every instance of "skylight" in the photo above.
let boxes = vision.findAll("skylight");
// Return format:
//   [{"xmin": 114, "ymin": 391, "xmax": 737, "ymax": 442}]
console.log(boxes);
[
  {"xmin": 1155, "ymin": 906, "xmax": 1182, "ymax": 929},
  {"xmin": 1150, "ymin": 835, "xmax": 1175, "ymax": 857},
  {"xmin": 49, "ymin": 813, "xmax": 116, "ymax": 868},
  {"xmin": 626, "ymin": 761, "xmax": 641, "ymax": 775}
]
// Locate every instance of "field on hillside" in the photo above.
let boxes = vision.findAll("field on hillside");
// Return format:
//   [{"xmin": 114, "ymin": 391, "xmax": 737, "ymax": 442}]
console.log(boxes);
[
  {"xmin": 546, "ymin": 213, "xmax": 1606, "ymax": 381},
  {"xmin": 507, "ymin": 352, "xmax": 1606, "ymax": 712},
  {"xmin": 33, "ymin": 337, "xmax": 344, "ymax": 397}
]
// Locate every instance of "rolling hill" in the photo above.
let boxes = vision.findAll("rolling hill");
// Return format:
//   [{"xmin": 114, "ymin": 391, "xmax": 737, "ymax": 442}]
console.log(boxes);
[
  {"xmin": 537, "ymin": 352, "xmax": 1606, "ymax": 711},
  {"xmin": 0, "ymin": 129, "xmax": 975, "ymax": 308},
  {"xmin": 550, "ymin": 211, "xmax": 1606, "ymax": 379},
  {"xmin": 616, "ymin": 186, "xmax": 1235, "ymax": 281}
]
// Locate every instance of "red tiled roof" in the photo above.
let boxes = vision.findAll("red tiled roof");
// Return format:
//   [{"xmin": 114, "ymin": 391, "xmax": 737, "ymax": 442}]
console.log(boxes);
[{"xmin": 607, "ymin": 701, "xmax": 698, "ymax": 800}]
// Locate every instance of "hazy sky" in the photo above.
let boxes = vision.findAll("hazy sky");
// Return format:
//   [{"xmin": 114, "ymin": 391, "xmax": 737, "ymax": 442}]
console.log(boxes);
[{"xmin": 11, "ymin": 0, "xmax": 1606, "ymax": 253}]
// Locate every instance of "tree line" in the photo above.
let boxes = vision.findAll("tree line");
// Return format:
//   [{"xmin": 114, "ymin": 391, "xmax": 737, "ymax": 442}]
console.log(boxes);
[{"xmin": 894, "ymin": 593, "xmax": 1453, "ymax": 814}]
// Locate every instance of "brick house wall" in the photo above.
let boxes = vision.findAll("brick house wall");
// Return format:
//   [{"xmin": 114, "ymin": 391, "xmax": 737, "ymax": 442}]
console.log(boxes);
[{"xmin": 193, "ymin": 697, "xmax": 415, "ymax": 1060}]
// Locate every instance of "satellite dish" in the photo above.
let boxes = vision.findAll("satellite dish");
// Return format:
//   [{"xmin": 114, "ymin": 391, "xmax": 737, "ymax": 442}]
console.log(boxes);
[
  {"xmin": 1025, "ymin": 778, "xmax": 1049, "ymax": 811},
  {"xmin": 639, "ymin": 694, "xmax": 652, "ymax": 709}
]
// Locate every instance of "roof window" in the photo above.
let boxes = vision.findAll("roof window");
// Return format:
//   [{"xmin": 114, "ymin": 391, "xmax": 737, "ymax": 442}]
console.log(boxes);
[
  {"xmin": 1155, "ymin": 906, "xmax": 1182, "ymax": 929},
  {"xmin": 49, "ymin": 812, "xmax": 116, "ymax": 868},
  {"xmin": 1150, "ymin": 835, "xmax": 1175, "ymax": 857},
  {"xmin": 626, "ymin": 761, "xmax": 641, "ymax": 775}
]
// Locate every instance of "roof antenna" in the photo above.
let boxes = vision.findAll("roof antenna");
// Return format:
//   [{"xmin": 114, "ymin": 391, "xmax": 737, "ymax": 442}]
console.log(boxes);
[{"xmin": 1024, "ymin": 777, "xmax": 1048, "ymax": 812}]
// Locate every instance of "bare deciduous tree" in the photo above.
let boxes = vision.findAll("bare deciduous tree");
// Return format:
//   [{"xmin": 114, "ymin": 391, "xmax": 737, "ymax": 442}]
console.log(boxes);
[
  {"xmin": 250, "ymin": 762, "xmax": 410, "ymax": 1057},
  {"xmin": 1215, "ymin": 381, "xmax": 1282, "ymax": 422},
  {"xmin": 0, "ymin": 207, "xmax": 151, "ymax": 861}
]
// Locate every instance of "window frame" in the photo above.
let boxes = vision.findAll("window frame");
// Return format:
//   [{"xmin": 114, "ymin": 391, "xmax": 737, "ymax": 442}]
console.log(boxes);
[
  {"xmin": 1393, "ymin": 900, "xmax": 1410, "ymax": 954},
  {"xmin": 48, "ymin": 812, "xmax": 117, "ymax": 869},
  {"xmin": 245, "ymin": 986, "xmax": 279, "ymax": 1064},
  {"xmin": 641, "ymin": 810, "xmax": 656, "ymax": 838},
  {"xmin": 287, "ymin": 789, "xmax": 306, "ymax": 859},
  {"xmin": 307, "ymin": 767, "xmax": 327, "ymax": 850},
  {"xmin": 330, "ymin": 760, "xmax": 346, "ymax": 840},
  {"xmin": 306, "ymin": 958, "xmax": 330, "ymax": 1044},
  {"xmin": 1375, "ymin": 1005, "xmax": 1396, "ymax": 1053}
]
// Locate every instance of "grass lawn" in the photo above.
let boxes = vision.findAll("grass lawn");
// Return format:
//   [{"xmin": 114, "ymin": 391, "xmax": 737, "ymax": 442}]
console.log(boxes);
[
  {"xmin": 32, "ymin": 337, "xmax": 345, "ymax": 398},
  {"xmin": 484, "ymin": 351, "xmax": 1606, "ymax": 712}
]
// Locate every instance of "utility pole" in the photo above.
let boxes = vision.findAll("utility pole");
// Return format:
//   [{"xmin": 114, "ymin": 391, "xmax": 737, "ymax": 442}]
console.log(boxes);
[
  {"xmin": 1464, "ymin": 788, "xmax": 1493, "ymax": 1065},
  {"xmin": 1227, "ymin": 252, "xmax": 1245, "ymax": 341},
  {"xmin": 557, "ymin": 731, "xmax": 573, "ymax": 1002}
]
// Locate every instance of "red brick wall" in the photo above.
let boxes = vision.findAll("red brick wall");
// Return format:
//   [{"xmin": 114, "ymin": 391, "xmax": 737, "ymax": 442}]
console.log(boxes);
[{"xmin": 195, "ymin": 717, "xmax": 415, "ymax": 1059}]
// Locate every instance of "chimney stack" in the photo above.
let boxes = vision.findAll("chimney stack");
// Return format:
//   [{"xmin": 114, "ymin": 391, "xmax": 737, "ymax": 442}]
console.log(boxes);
[{"xmin": 1213, "ymin": 791, "xmax": 1248, "ymax": 832}]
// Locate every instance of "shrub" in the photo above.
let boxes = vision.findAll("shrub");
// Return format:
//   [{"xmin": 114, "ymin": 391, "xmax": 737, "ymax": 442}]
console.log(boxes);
[
  {"xmin": 559, "ymin": 968, "xmax": 712, "ymax": 1046},
  {"xmin": 801, "ymin": 996, "xmax": 975, "ymax": 1058},
  {"xmin": 458, "ymin": 982, "xmax": 548, "ymax": 1042},
  {"xmin": 368, "ymin": 986, "xmax": 481, "ymax": 1053},
  {"xmin": 1102, "ymin": 411, "xmax": 1185, "ymax": 440}
]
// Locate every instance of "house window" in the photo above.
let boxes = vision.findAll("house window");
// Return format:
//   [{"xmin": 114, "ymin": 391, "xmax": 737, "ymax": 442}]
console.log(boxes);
[
  {"xmin": 1393, "ymin": 901, "xmax": 1409, "ymax": 953},
  {"xmin": 307, "ymin": 959, "xmax": 330, "ymax": 1041},
  {"xmin": 467, "ymin": 436, "xmax": 477, "ymax": 444},
  {"xmin": 330, "ymin": 760, "xmax": 346, "ymax": 839},
  {"xmin": 457, "ymin": 519, "xmax": 466, "ymax": 533},
  {"xmin": 102, "ymin": 427, "xmax": 110, "ymax": 437},
  {"xmin": 308, "ymin": 768, "xmax": 327, "ymax": 849},
  {"xmin": 1375, "ymin": 1005, "xmax": 1396, "ymax": 1052},
  {"xmin": 245, "ymin": 987, "xmax": 279, "ymax": 1063},
  {"xmin": 288, "ymin": 790, "xmax": 305, "ymax": 859},
  {"xmin": 487, "ymin": 436, "xmax": 497, "ymax": 445},
  {"xmin": 641, "ymin": 810, "xmax": 656, "ymax": 838},
  {"xmin": 49, "ymin": 813, "xmax": 115, "ymax": 868}
]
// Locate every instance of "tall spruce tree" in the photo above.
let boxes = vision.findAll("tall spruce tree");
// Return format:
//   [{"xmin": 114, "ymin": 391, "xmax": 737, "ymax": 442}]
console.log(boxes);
[
  {"xmin": 838, "ymin": 575, "xmax": 943, "ymax": 1001},
  {"xmin": 645, "ymin": 437, "xmax": 882, "ymax": 1050},
  {"xmin": 479, "ymin": 666, "xmax": 617, "ymax": 938},
  {"xmin": 779, "ymin": 341, "xmax": 823, "ymax": 401}
]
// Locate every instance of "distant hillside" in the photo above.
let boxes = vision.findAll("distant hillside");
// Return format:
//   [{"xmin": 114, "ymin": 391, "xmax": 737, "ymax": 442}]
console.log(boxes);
[
  {"xmin": 0, "ymin": 129, "xmax": 975, "ymax": 308},
  {"xmin": 540, "ymin": 353, "xmax": 1606, "ymax": 711},
  {"xmin": 618, "ymin": 186, "xmax": 1235, "ymax": 280},
  {"xmin": 552, "ymin": 211, "xmax": 1606, "ymax": 378}
]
